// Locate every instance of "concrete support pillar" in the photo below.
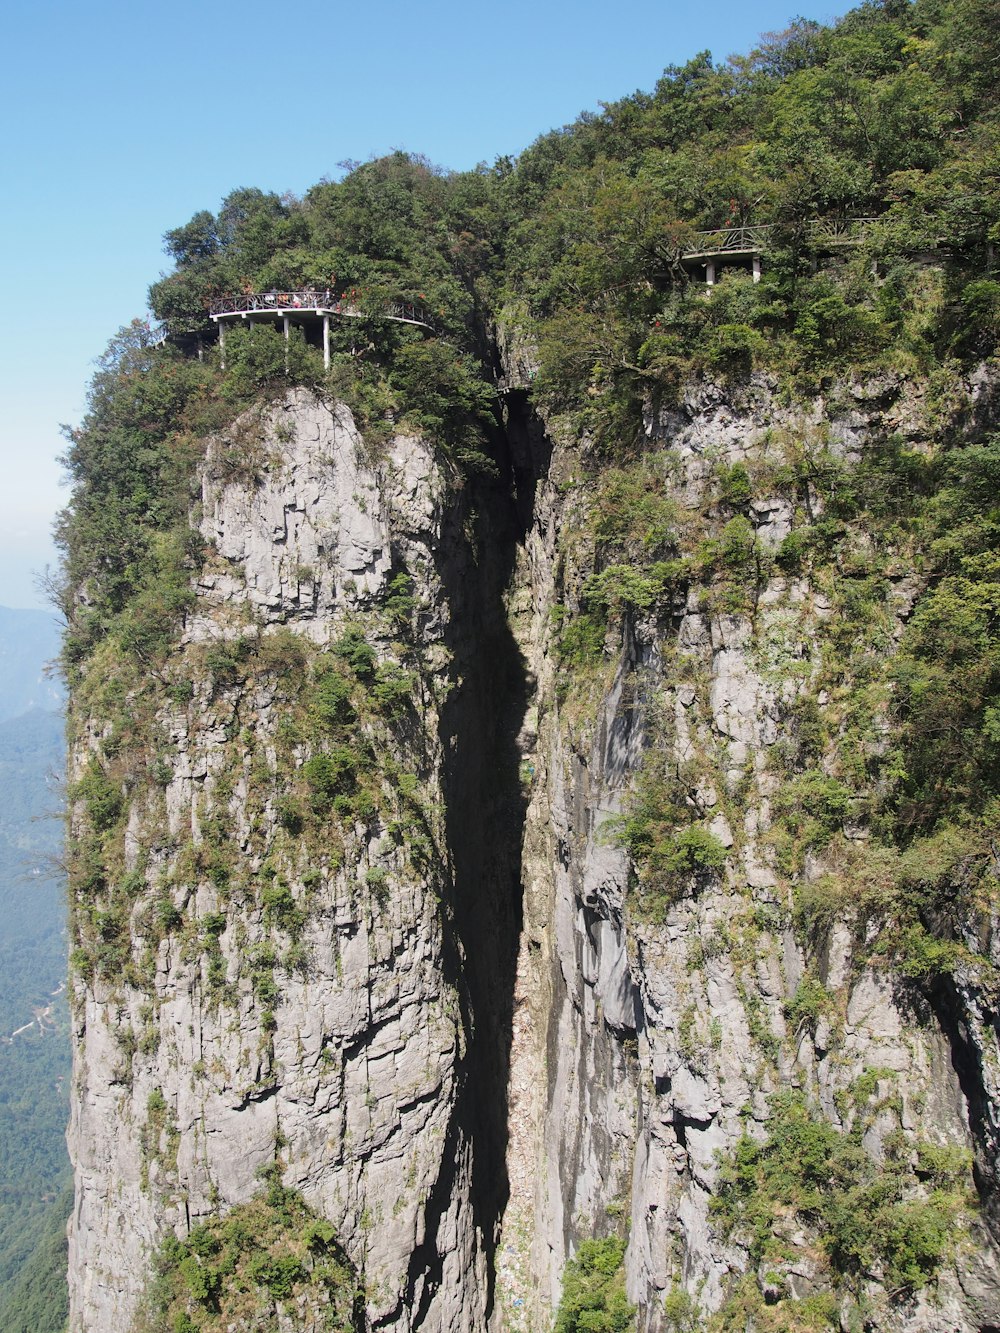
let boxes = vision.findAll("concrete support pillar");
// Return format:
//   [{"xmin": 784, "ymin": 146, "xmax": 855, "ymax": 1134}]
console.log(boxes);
[
  {"xmin": 705, "ymin": 260, "xmax": 716, "ymax": 286},
  {"xmin": 219, "ymin": 323, "xmax": 226, "ymax": 370},
  {"xmin": 752, "ymin": 254, "xmax": 762, "ymax": 284},
  {"xmin": 323, "ymin": 314, "xmax": 330, "ymax": 371},
  {"xmin": 283, "ymin": 315, "xmax": 290, "ymax": 374}
]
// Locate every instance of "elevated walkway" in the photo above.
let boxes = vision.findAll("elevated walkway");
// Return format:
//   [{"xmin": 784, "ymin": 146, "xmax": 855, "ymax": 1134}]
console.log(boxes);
[
  {"xmin": 681, "ymin": 218, "xmax": 878, "ymax": 283},
  {"xmin": 208, "ymin": 291, "xmax": 438, "ymax": 368}
]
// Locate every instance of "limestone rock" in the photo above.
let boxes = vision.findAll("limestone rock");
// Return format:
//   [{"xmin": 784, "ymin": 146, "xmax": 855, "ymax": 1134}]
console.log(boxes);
[{"xmin": 67, "ymin": 371, "xmax": 1000, "ymax": 1333}]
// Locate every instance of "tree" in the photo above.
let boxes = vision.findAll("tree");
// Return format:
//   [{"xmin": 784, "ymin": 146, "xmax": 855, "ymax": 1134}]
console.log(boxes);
[{"xmin": 163, "ymin": 210, "xmax": 218, "ymax": 266}]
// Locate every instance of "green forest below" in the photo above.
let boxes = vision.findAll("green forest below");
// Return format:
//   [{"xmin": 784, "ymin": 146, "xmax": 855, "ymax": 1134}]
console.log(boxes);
[{"xmin": 0, "ymin": 674, "xmax": 70, "ymax": 1330}]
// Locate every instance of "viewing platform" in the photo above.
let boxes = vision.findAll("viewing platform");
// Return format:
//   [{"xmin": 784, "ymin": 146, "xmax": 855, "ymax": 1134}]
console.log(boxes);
[
  {"xmin": 681, "ymin": 217, "xmax": 877, "ymax": 284},
  {"xmin": 208, "ymin": 291, "xmax": 438, "ymax": 368}
]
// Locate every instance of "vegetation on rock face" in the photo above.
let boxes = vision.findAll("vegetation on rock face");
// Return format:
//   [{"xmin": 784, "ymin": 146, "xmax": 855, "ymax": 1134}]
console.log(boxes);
[
  {"xmin": 132, "ymin": 1170, "xmax": 363, "ymax": 1332},
  {"xmin": 616, "ymin": 746, "xmax": 728, "ymax": 916},
  {"xmin": 712, "ymin": 1085, "xmax": 973, "ymax": 1318},
  {"xmin": 554, "ymin": 1237, "xmax": 635, "ymax": 1333},
  {"xmin": 65, "ymin": 607, "xmax": 433, "ymax": 997},
  {"xmin": 759, "ymin": 421, "xmax": 1000, "ymax": 983}
]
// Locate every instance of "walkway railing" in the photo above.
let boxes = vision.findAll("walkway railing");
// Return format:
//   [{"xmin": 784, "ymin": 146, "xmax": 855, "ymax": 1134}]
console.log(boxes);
[
  {"xmin": 146, "ymin": 320, "xmax": 208, "ymax": 346},
  {"xmin": 805, "ymin": 216, "xmax": 878, "ymax": 245},
  {"xmin": 683, "ymin": 225, "xmax": 775, "ymax": 258},
  {"xmin": 682, "ymin": 217, "xmax": 879, "ymax": 260},
  {"xmin": 208, "ymin": 291, "xmax": 438, "ymax": 331}
]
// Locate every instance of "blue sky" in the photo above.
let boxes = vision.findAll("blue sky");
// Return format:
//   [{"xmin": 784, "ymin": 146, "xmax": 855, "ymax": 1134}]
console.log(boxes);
[{"xmin": 0, "ymin": 0, "xmax": 850, "ymax": 611}]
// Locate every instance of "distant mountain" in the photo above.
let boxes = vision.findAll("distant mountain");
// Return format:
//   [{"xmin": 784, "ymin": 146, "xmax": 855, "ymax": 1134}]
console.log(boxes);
[{"xmin": 0, "ymin": 608, "xmax": 63, "ymax": 723}]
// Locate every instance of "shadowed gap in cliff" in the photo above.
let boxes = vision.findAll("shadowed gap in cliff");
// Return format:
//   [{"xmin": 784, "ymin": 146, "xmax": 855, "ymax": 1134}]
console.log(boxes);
[
  {"xmin": 924, "ymin": 974, "xmax": 1000, "ymax": 1249},
  {"xmin": 397, "ymin": 391, "xmax": 546, "ymax": 1326}
]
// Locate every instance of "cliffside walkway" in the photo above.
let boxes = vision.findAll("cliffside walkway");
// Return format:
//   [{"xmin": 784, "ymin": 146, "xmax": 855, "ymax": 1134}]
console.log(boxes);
[
  {"xmin": 209, "ymin": 291, "xmax": 439, "ymax": 369},
  {"xmin": 682, "ymin": 217, "xmax": 878, "ymax": 284}
]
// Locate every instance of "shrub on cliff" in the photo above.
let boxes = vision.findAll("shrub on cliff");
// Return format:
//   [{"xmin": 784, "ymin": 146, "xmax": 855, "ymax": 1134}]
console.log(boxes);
[
  {"xmin": 221, "ymin": 323, "xmax": 323, "ymax": 402},
  {"xmin": 615, "ymin": 749, "xmax": 729, "ymax": 913},
  {"xmin": 712, "ymin": 1088, "xmax": 973, "ymax": 1304},
  {"xmin": 555, "ymin": 1236, "xmax": 635, "ymax": 1333},
  {"xmin": 131, "ymin": 1177, "xmax": 363, "ymax": 1333}
]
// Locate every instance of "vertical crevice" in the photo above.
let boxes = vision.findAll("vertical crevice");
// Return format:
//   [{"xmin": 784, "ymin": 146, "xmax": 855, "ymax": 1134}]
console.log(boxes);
[
  {"xmin": 423, "ymin": 397, "xmax": 544, "ymax": 1324},
  {"xmin": 927, "ymin": 976, "xmax": 1000, "ymax": 1243}
]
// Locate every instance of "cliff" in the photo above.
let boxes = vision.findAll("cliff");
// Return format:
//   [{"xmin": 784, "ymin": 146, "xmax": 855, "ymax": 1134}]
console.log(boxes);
[
  {"xmin": 68, "ymin": 391, "xmax": 512, "ymax": 1330},
  {"xmin": 64, "ymin": 361, "xmax": 1000, "ymax": 1330}
]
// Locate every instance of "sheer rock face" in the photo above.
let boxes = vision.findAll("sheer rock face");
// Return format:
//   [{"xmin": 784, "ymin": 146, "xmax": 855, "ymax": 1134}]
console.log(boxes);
[
  {"xmin": 68, "ymin": 391, "xmax": 489, "ymax": 1333},
  {"xmin": 499, "ymin": 370, "xmax": 1000, "ymax": 1332},
  {"xmin": 68, "ymin": 377, "xmax": 1000, "ymax": 1333}
]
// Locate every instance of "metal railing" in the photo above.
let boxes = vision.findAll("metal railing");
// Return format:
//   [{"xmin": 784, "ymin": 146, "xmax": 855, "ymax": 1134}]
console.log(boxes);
[
  {"xmin": 207, "ymin": 291, "xmax": 438, "ymax": 331},
  {"xmin": 683, "ymin": 225, "xmax": 775, "ymax": 257},
  {"xmin": 805, "ymin": 216, "xmax": 877, "ymax": 244},
  {"xmin": 682, "ymin": 217, "xmax": 879, "ymax": 259},
  {"xmin": 145, "ymin": 320, "xmax": 207, "ymax": 345}
]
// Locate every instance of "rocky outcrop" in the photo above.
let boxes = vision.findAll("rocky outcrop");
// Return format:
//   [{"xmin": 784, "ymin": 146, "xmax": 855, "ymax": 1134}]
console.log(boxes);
[
  {"xmin": 496, "ymin": 370, "xmax": 1000, "ymax": 1331},
  {"xmin": 68, "ymin": 375, "xmax": 1000, "ymax": 1331},
  {"xmin": 67, "ymin": 390, "xmax": 519, "ymax": 1332}
]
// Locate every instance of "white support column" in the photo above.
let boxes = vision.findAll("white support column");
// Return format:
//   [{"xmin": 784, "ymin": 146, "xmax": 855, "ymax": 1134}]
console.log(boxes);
[
  {"xmin": 219, "ymin": 323, "xmax": 226, "ymax": 370},
  {"xmin": 752, "ymin": 254, "xmax": 762, "ymax": 284},
  {"xmin": 283, "ymin": 315, "xmax": 290, "ymax": 374},
  {"xmin": 323, "ymin": 314, "xmax": 330, "ymax": 371},
  {"xmin": 705, "ymin": 260, "xmax": 716, "ymax": 286}
]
